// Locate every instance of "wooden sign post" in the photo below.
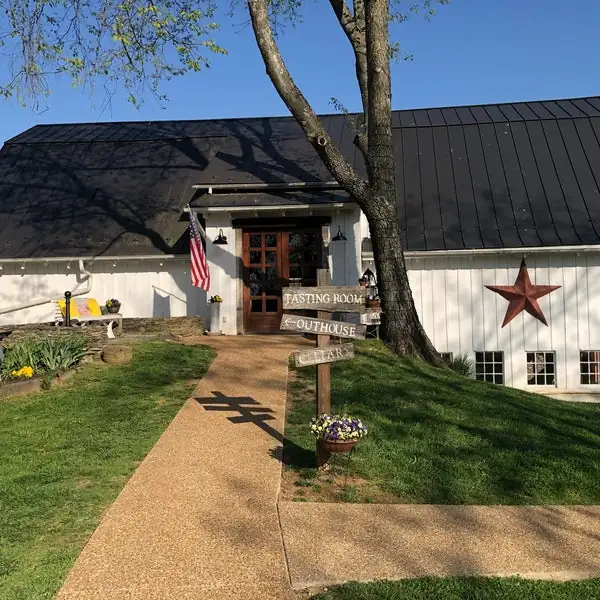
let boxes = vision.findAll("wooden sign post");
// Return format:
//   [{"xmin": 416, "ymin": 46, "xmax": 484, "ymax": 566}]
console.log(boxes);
[
  {"xmin": 316, "ymin": 269, "xmax": 332, "ymax": 423},
  {"xmin": 280, "ymin": 270, "xmax": 369, "ymax": 467}
]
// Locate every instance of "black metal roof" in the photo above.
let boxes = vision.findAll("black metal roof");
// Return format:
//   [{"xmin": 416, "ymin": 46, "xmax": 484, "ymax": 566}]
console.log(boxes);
[{"xmin": 1, "ymin": 95, "xmax": 600, "ymax": 258}]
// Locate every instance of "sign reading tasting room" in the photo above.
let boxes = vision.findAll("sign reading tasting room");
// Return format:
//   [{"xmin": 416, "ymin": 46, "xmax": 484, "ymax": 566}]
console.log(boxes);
[{"xmin": 282, "ymin": 286, "xmax": 368, "ymax": 313}]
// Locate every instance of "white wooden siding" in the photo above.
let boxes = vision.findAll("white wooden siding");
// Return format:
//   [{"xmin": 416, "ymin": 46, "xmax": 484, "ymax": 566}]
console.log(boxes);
[
  {"xmin": 0, "ymin": 259, "xmax": 208, "ymax": 327},
  {"xmin": 405, "ymin": 252, "xmax": 600, "ymax": 392},
  {"xmin": 204, "ymin": 209, "xmax": 363, "ymax": 335}
]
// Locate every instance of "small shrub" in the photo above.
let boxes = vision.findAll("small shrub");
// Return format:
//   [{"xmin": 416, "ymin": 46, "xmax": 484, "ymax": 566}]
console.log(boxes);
[
  {"xmin": 1, "ymin": 333, "xmax": 88, "ymax": 380},
  {"xmin": 1, "ymin": 336, "xmax": 42, "ymax": 380},
  {"xmin": 446, "ymin": 353, "xmax": 474, "ymax": 378},
  {"xmin": 38, "ymin": 335, "xmax": 87, "ymax": 374}
]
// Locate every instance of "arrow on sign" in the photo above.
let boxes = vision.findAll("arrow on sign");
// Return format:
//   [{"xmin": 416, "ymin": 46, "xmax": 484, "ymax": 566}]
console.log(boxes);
[{"xmin": 280, "ymin": 314, "xmax": 366, "ymax": 340}]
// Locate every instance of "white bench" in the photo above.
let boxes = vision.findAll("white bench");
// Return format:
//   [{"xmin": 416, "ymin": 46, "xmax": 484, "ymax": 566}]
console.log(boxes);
[{"xmin": 54, "ymin": 299, "xmax": 123, "ymax": 338}]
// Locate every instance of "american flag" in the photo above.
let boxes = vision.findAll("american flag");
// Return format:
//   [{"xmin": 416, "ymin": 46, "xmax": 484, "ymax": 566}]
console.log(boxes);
[{"xmin": 189, "ymin": 210, "xmax": 210, "ymax": 291}]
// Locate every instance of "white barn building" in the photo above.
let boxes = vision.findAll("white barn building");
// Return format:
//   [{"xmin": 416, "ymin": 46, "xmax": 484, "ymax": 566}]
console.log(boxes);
[{"xmin": 1, "ymin": 96, "xmax": 600, "ymax": 398}]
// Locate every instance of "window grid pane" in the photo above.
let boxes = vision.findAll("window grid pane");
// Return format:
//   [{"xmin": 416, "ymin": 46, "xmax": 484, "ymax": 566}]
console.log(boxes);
[
  {"xmin": 440, "ymin": 352, "xmax": 453, "ymax": 364},
  {"xmin": 475, "ymin": 351, "xmax": 504, "ymax": 385},
  {"xmin": 526, "ymin": 351, "xmax": 556, "ymax": 386},
  {"xmin": 580, "ymin": 350, "xmax": 600, "ymax": 385}
]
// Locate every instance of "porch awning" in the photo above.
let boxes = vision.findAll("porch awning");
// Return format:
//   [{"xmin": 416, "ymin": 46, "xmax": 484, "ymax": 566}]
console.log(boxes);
[{"xmin": 189, "ymin": 190, "xmax": 352, "ymax": 210}]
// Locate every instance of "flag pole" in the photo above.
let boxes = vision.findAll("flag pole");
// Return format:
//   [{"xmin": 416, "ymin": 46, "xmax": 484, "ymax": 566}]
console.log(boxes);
[{"xmin": 186, "ymin": 204, "xmax": 208, "ymax": 242}]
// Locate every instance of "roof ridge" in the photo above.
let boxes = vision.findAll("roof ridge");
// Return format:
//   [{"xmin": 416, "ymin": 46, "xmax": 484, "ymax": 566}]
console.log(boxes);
[{"xmin": 5, "ymin": 95, "xmax": 600, "ymax": 145}]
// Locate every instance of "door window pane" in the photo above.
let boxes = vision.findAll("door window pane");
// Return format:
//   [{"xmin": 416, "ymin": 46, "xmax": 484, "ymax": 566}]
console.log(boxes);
[
  {"xmin": 249, "ymin": 251, "xmax": 262, "ymax": 264},
  {"xmin": 265, "ymin": 251, "xmax": 277, "ymax": 265},
  {"xmin": 264, "ymin": 234, "xmax": 277, "ymax": 247},
  {"xmin": 265, "ymin": 299, "xmax": 278, "ymax": 312},
  {"xmin": 250, "ymin": 234, "xmax": 261, "ymax": 248},
  {"xmin": 251, "ymin": 299, "xmax": 263, "ymax": 312},
  {"xmin": 289, "ymin": 233, "xmax": 303, "ymax": 249},
  {"xmin": 304, "ymin": 249, "xmax": 318, "ymax": 264}
]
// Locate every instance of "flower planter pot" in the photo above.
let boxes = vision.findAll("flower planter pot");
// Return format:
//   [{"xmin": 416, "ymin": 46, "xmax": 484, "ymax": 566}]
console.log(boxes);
[
  {"xmin": 101, "ymin": 344, "xmax": 132, "ymax": 364},
  {"xmin": 366, "ymin": 300, "xmax": 380, "ymax": 310},
  {"xmin": 207, "ymin": 302, "xmax": 223, "ymax": 336},
  {"xmin": 318, "ymin": 439, "xmax": 358, "ymax": 453},
  {"xmin": 107, "ymin": 305, "xmax": 120, "ymax": 314},
  {"xmin": 359, "ymin": 280, "xmax": 368, "ymax": 287}
]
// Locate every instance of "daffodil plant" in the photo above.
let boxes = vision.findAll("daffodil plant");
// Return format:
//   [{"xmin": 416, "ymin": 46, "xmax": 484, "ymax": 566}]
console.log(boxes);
[{"xmin": 11, "ymin": 366, "xmax": 34, "ymax": 379}]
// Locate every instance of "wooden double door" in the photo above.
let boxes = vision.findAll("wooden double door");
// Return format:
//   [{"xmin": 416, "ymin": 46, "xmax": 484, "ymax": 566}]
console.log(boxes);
[{"xmin": 243, "ymin": 229, "xmax": 321, "ymax": 333}]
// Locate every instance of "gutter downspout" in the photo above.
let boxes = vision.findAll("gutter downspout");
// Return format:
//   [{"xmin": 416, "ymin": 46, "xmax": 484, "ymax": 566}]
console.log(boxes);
[{"xmin": 0, "ymin": 259, "xmax": 92, "ymax": 316}]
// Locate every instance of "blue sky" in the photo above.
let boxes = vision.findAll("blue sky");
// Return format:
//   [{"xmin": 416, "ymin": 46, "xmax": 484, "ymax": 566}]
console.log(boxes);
[{"xmin": 0, "ymin": 0, "xmax": 598, "ymax": 143}]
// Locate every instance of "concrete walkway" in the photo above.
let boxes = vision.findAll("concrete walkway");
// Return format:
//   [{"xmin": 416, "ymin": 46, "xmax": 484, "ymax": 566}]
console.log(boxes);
[
  {"xmin": 56, "ymin": 335, "xmax": 600, "ymax": 599},
  {"xmin": 279, "ymin": 503, "xmax": 600, "ymax": 589},
  {"xmin": 57, "ymin": 336, "xmax": 309, "ymax": 600}
]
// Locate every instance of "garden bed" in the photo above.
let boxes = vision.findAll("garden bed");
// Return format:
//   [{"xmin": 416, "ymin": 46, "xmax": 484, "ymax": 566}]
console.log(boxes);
[
  {"xmin": 0, "ymin": 368, "xmax": 80, "ymax": 399},
  {"xmin": 282, "ymin": 341, "xmax": 600, "ymax": 505},
  {"xmin": 0, "ymin": 332, "xmax": 88, "ymax": 395}
]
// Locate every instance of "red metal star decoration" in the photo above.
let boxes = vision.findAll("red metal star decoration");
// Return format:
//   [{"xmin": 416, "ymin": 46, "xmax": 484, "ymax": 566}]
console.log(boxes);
[{"xmin": 486, "ymin": 258, "xmax": 561, "ymax": 327}]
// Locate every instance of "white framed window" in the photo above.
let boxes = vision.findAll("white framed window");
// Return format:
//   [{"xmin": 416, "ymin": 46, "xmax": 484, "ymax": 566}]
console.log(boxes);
[
  {"xmin": 440, "ymin": 352, "xmax": 453, "ymax": 364},
  {"xmin": 580, "ymin": 351, "xmax": 600, "ymax": 385},
  {"xmin": 526, "ymin": 352, "xmax": 556, "ymax": 386},
  {"xmin": 475, "ymin": 351, "xmax": 504, "ymax": 384}
]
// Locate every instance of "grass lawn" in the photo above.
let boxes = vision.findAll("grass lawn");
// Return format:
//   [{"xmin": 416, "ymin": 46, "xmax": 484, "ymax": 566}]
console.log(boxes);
[
  {"xmin": 283, "ymin": 341, "xmax": 600, "ymax": 504},
  {"xmin": 0, "ymin": 341, "xmax": 215, "ymax": 600},
  {"xmin": 311, "ymin": 577, "xmax": 600, "ymax": 599}
]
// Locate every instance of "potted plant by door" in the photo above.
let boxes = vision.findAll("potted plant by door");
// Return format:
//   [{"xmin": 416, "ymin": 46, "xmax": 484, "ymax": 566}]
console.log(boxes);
[
  {"xmin": 358, "ymin": 276, "xmax": 368, "ymax": 287},
  {"xmin": 310, "ymin": 413, "xmax": 368, "ymax": 453},
  {"xmin": 105, "ymin": 298, "xmax": 121, "ymax": 314}
]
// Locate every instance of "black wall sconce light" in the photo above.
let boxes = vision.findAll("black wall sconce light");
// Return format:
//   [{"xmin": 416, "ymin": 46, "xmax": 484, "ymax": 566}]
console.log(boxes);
[
  {"xmin": 213, "ymin": 229, "xmax": 228, "ymax": 245},
  {"xmin": 331, "ymin": 225, "xmax": 347, "ymax": 242}
]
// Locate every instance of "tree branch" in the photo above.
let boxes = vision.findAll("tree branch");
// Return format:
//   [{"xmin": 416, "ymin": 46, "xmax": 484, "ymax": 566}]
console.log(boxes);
[
  {"xmin": 247, "ymin": 0, "xmax": 369, "ymax": 202},
  {"xmin": 365, "ymin": 0, "xmax": 395, "ymax": 198},
  {"xmin": 328, "ymin": 0, "xmax": 368, "ymax": 159}
]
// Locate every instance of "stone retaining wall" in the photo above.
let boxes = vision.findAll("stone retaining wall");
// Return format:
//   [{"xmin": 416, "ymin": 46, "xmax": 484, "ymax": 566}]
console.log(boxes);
[{"xmin": 0, "ymin": 316, "xmax": 205, "ymax": 361}]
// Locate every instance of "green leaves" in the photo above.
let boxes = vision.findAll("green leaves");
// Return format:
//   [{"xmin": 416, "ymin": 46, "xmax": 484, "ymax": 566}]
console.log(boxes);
[
  {"xmin": 1, "ymin": 333, "xmax": 88, "ymax": 379},
  {"xmin": 0, "ymin": 0, "xmax": 226, "ymax": 108}
]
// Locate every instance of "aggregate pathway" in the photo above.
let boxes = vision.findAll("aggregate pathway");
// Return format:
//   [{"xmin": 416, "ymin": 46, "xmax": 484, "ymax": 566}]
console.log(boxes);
[
  {"xmin": 56, "ymin": 336, "xmax": 309, "ymax": 600},
  {"xmin": 279, "ymin": 502, "xmax": 600, "ymax": 589},
  {"xmin": 56, "ymin": 335, "xmax": 600, "ymax": 599}
]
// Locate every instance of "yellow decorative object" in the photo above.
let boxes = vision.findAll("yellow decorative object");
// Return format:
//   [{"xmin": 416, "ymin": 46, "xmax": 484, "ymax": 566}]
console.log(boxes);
[{"xmin": 57, "ymin": 298, "xmax": 103, "ymax": 319}]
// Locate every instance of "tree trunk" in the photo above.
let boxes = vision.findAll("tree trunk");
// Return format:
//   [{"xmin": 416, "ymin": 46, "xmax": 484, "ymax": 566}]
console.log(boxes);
[
  {"xmin": 360, "ymin": 0, "xmax": 439, "ymax": 362},
  {"xmin": 247, "ymin": 0, "xmax": 441, "ymax": 363},
  {"xmin": 365, "ymin": 198, "xmax": 441, "ymax": 363}
]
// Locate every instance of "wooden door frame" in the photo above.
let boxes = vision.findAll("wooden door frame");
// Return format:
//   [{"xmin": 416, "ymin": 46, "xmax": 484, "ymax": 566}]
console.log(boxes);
[
  {"xmin": 242, "ymin": 230, "xmax": 285, "ymax": 334},
  {"xmin": 241, "ymin": 226, "xmax": 324, "ymax": 334}
]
